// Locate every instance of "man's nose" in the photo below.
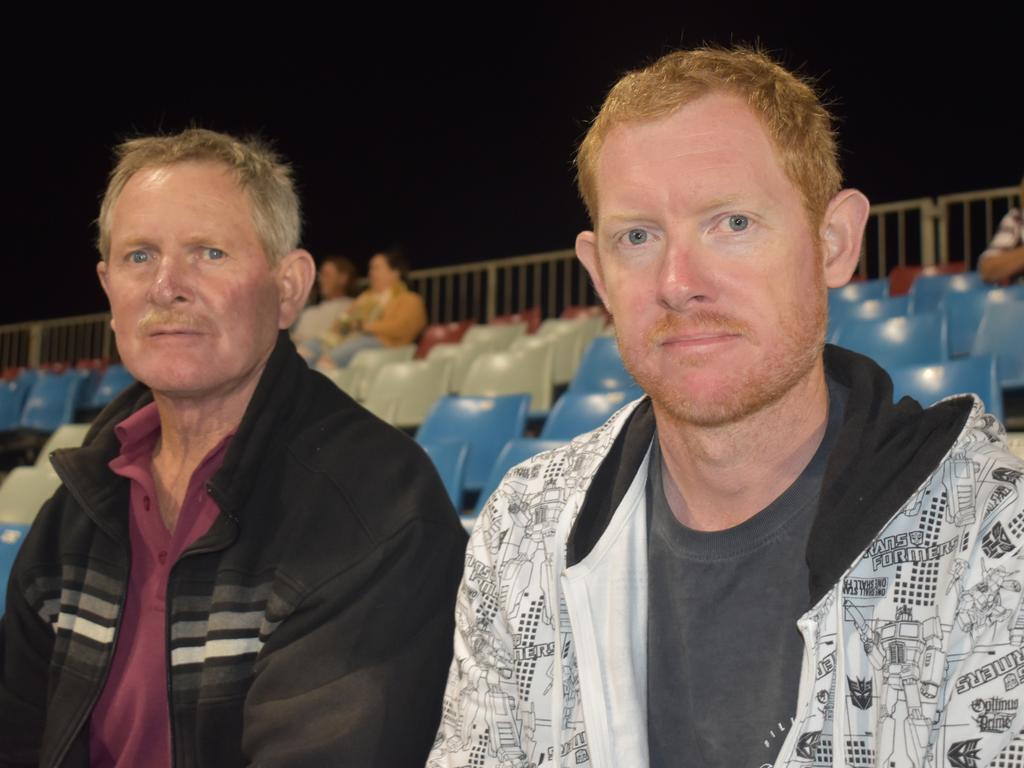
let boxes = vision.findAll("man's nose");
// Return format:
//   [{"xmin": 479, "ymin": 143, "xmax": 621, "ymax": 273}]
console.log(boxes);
[
  {"xmin": 657, "ymin": 235, "xmax": 715, "ymax": 311},
  {"xmin": 148, "ymin": 255, "xmax": 193, "ymax": 306}
]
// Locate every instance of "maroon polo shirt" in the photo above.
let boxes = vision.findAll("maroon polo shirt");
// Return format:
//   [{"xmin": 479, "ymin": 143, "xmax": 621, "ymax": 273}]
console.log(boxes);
[{"xmin": 89, "ymin": 403, "xmax": 233, "ymax": 768}]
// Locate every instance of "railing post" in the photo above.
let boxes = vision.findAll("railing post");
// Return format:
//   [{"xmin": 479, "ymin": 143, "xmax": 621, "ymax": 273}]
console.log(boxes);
[
  {"xmin": 921, "ymin": 198, "xmax": 939, "ymax": 267},
  {"xmin": 485, "ymin": 264, "xmax": 498, "ymax": 323},
  {"xmin": 27, "ymin": 323, "xmax": 42, "ymax": 368},
  {"xmin": 937, "ymin": 199, "xmax": 950, "ymax": 267}
]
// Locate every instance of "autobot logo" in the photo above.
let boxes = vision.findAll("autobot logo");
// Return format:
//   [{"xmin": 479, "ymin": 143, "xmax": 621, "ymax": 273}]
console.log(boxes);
[
  {"xmin": 982, "ymin": 522, "xmax": 1016, "ymax": 559},
  {"xmin": 947, "ymin": 738, "xmax": 982, "ymax": 768},
  {"xmin": 847, "ymin": 677, "xmax": 872, "ymax": 710}
]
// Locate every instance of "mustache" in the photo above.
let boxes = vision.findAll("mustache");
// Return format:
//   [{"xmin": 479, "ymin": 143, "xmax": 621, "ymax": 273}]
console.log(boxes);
[
  {"xmin": 137, "ymin": 311, "xmax": 211, "ymax": 334},
  {"xmin": 647, "ymin": 310, "xmax": 748, "ymax": 344}
]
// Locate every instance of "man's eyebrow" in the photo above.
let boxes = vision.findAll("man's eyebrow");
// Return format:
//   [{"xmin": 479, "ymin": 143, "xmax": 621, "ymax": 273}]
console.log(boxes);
[{"xmin": 110, "ymin": 236, "xmax": 158, "ymax": 251}]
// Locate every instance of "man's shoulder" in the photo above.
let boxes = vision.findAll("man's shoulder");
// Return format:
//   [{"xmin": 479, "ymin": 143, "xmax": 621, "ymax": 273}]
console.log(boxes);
[
  {"xmin": 474, "ymin": 398, "xmax": 642, "ymax": 542},
  {"xmin": 286, "ymin": 377, "xmax": 460, "ymax": 542}
]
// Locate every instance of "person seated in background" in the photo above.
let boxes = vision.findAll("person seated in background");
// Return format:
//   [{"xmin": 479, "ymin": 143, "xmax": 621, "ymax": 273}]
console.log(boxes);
[
  {"xmin": 979, "ymin": 176, "xmax": 1024, "ymax": 283},
  {"xmin": 290, "ymin": 254, "xmax": 359, "ymax": 343},
  {"xmin": 302, "ymin": 248, "xmax": 427, "ymax": 369}
]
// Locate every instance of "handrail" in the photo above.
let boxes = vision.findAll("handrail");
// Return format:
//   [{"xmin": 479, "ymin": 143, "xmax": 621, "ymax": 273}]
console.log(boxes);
[{"xmin": 2, "ymin": 186, "xmax": 1018, "ymax": 370}]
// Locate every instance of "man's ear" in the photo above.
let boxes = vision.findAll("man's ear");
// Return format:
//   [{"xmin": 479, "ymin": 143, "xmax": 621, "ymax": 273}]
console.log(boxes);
[
  {"xmin": 275, "ymin": 249, "xmax": 316, "ymax": 329},
  {"xmin": 96, "ymin": 260, "xmax": 117, "ymax": 333},
  {"xmin": 820, "ymin": 189, "xmax": 871, "ymax": 288},
  {"xmin": 575, "ymin": 230, "xmax": 611, "ymax": 312}
]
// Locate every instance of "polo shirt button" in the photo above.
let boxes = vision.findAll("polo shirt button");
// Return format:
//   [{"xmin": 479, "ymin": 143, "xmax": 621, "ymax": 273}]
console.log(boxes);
[
  {"xmin": 158, "ymin": 550, "xmax": 167, "ymax": 564},
  {"xmin": 143, "ymin": 496, "xmax": 151, "ymax": 511}
]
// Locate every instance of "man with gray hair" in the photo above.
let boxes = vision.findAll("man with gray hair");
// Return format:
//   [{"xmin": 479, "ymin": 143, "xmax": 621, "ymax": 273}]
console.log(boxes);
[{"xmin": 0, "ymin": 128, "xmax": 465, "ymax": 767}]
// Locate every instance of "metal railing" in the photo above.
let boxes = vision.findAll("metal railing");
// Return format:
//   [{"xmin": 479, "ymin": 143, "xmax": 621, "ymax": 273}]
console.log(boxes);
[
  {"xmin": 936, "ymin": 186, "xmax": 1021, "ymax": 269},
  {"xmin": 408, "ymin": 248, "xmax": 594, "ymax": 324},
  {"xmin": 860, "ymin": 197, "xmax": 940, "ymax": 278},
  {"xmin": 0, "ymin": 313, "xmax": 115, "ymax": 371},
  {"xmin": 2, "ymin": 185, "xmax": 1017, "ymax": 369}
]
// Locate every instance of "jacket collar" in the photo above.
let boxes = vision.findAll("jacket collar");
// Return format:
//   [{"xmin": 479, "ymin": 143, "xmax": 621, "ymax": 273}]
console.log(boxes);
[
  {"xmin": 565, "ymin": 345, "xmax": 973, "ymax": 605},
  {"xmin": 52, "ymin": 332, "xmax": 314, "ymax": 532}
]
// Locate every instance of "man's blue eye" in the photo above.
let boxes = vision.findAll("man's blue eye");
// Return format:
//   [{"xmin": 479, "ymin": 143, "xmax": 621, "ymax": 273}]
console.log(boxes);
[
  {"xmin": 205, "ymin": 248, "xmax": 225, "ymax": 260},
  {"xmin": 626, "ymin": 229, "xmax": 648, "ymax": 245},
  {"xmin": 129, "ymin": 251, "xmax": 149, "ymax": 264},
  {"xmin": 727, "ymin": 215, "xmax": 749, "ymax": 232}
]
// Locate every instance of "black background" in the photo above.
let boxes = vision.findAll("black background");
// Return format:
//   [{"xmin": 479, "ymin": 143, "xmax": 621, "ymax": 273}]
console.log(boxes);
[{"xmin": 5, "ymin": 7, "xmax": 1020, "ymax": 324}]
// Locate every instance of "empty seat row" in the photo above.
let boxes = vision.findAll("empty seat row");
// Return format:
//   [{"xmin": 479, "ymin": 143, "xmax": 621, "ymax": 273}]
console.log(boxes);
[
  {"xmin": 321, "ymin": 320, "xmax": 626, "ymax": 430},
  {"xmin": 0, "ymin": 365, "xmax": 135, "ymax": 433},
  {"xmin": 831, "ymin": 302, "xmax": 1024, "ymax": 389}
]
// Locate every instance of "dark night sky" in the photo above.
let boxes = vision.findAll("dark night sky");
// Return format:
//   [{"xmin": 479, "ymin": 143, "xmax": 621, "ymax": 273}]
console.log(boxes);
[{"xmin": 4, "ymin": 7, "xmax": 1020, "ymax": 324}]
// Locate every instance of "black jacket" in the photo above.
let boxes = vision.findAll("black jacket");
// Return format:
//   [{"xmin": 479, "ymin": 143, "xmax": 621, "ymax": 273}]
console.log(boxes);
[{"xmin": 0, "ymin": 332, "xmax": 467, "ymax": 767}]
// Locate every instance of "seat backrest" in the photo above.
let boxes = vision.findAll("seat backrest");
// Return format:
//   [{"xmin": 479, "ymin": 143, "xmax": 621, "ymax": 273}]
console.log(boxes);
[
  {"xmin": 832, "ymin": 313, "xmax": 947, "ymax": 370},
  {"xmin": 541, "ymin": 389, "xmax": 641, "ymax": 440},
  {"xmin": 972, "ymin": 302, "xmax": 1024, "ymax": 357},
  {"xmin": 89, "ymin": 364, "xmax": 136, "ymax": 409},
  {"xmin": 19, "ymin": 371, "xmax": 85, "ymax": 432},
  {"xmin": 347, "ymin": 345, "xmax": 416, "ymax": 400},
  {"xmin": 0, "ymin": 467, "xmax": 62, "ymax": 525},
  {"xmin": 462, "ymin": 323, "xmax": 527, "ymax": 350},
  {"xmin": 415, "ymin": 321, "xmax": 474, "ymax": 359},
  {"xmin": 569, "ymin": 337, "xmax": 639, "ymax": 393},
  {"xmin": 889, "ymin": 355, "xmax": 1004, "ymax": 423},
  {"xmin": 363, "ymin": 359, "xmax": 452, "ymax": 428},
  {"xmin": 35, "ymin": 423, "xmax": 92, "ymax": 468},
  {"xmin": 0, "ymin": 523, "xmax": 31, "ymax": 615},
  {"xmin": 475, "ymin": 438, "xmax": 568, "ymax": 515},
  {"xmin": 828, "ymin": 278, "xmax": 888, "ymax": 305},
  {"xmin": 908, "ymin": 271, "xmax": 985, "ymax": 315},
  {"xmin": 887, "ymin": 262, "xmax": 966, "ymax": 297},
  {"xmin": 535, "ymin": 321, "xmax": 589, "ymax": 385},
  {"xmin": 0, "ymin": 379, "xmax": 31, "ymax": 431},
  {"xmin": 419, "ymin": 440, "xmax": 470, "ymax": 511},
  {"xmin": 461, "ymin": 342, "xmax": 554, "ymax": 414},
  {"xmin": 560, "ymin": 305, "xmax": 607, "ymax": 321},
  {"xmin": 417, "ymin": 394, "xmax": 530, "ymax": 491},
  {"xmin": 828, "ymin": 296, "xmax": 909, "ymax": 338},
  {"xmin": 972, "ymin": 302, "xmax": 1024, "ymax": 386},
  {"xmin": 426, "ymin": 342, "xmax": 487, "ymax": 392}
]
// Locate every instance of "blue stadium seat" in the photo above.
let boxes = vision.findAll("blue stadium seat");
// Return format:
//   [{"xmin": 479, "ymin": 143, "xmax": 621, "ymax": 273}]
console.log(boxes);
[
  {"xmin": 416, "ymin": 394, "xmax": 529, "ymax": 493},
  {"xmin": 540, "ymin": 389, "xmax": 641, "ymax": 440},
  {"xmin": 972, "ymin": 302, "xmax": 1024, "ymax": 388},
  {"xmin": 828, "ymin": 278, "xmax": 888, "ymax": 307},
  {"xmin": 828, "ymin": 296, "xmax": 909, "ymax": 338},
  {"xmin": 908, "ymin": 271, "xmax": 985, "ymax": 315},
  {"xmin": 0, "ymin": 523, "xmax": 30, "ymax": 615},
  {"xmin": 420, "ymin": 440, "xmax": 469, "ymax": 510},
  {"xmin": 0, "ymin": 379, "xmax": 32, "ymax": 431},
  {"xmin": 569, "ymin": 337, "xmax": 639, "ymax": 393},
  {"xmin": 88, "ymin": 364, "xmax": 136, "ymax": 409},
  {"xmin": 475, "ymin": 438, "xmax": 567, "ymax": 515},
  {"xmin": 889, "ymin": 356, "xmax": 1003, "ymax": 423},
  {"xmin": 19, "ymin": 371, "xmax": 86, "ymax": 432},
  {"xmin": 944, "ymin": 286, "xmax": 1024, "ymax": 358},
  {"xmin": 832, "ymin": 313, "xmax": 947, "ymax": 371}
]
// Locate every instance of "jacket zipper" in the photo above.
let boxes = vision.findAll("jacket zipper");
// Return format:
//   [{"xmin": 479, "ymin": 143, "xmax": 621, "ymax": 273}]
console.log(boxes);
[
  {"xmin": 164, "ymin": 482, "xmax": 238, "ymax": 767},
  {"xmin": 48, "ymin": 453, "xmax": 132, "ymax": 768}
]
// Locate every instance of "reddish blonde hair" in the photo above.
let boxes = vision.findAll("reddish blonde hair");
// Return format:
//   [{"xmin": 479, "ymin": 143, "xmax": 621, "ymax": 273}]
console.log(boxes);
[{"xmin": 576, "ymin": 47, "xmax": 841, "ymax": 231}]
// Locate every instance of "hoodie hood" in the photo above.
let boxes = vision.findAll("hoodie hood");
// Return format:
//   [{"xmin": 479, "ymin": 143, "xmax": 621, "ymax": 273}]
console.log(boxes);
[{"xmin": 566, "ymin": 344, "xmax": 973, "ymax": 604}]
